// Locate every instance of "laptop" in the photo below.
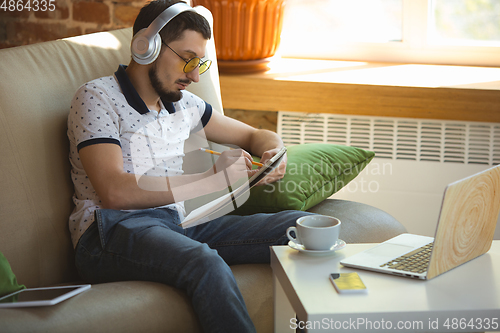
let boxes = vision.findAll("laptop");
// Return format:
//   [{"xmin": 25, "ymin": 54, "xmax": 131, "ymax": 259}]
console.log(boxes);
[{"xmin": 340, "ymin": 164, "xmax": 500, "ymax": 280}]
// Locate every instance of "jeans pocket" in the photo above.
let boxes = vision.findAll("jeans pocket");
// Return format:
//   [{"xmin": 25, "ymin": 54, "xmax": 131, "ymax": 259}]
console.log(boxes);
[{"xmin": 94, "ymin": 208, "xmax": 127, "ymax": 249}]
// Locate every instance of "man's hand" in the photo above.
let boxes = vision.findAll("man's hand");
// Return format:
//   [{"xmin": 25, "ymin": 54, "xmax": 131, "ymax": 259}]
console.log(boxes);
[
  {"xmin": 212, "ymin": 149, "xmax": 254, "ymax": 189},
  {"xmin": 254, "ymin": 147, "xmax": 287, "ymax": 186},
  {"xmin": 202, "ymin": 111, "xmax": 287, "ymax": 186}
]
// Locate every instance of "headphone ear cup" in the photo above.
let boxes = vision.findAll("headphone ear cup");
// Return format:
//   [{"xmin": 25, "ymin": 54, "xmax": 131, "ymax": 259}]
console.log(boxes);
[{"xmin": 131, "ymin": 30, "xmax": 162, "ymax": 65}]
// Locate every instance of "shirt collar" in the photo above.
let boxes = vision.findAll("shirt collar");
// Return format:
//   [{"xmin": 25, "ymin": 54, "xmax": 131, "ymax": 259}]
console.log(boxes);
[{"xmin": 114, "ymin": 64, "xmax": 176, "ymax": 115}]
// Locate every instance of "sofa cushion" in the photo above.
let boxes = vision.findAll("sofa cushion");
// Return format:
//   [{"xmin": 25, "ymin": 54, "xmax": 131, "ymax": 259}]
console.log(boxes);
[
  {"xmin": 0, "ymin": 28, "xmax": 134, "ymax": 288},
  {"xmin": 0, "ymin": 281, "xmax": 201, "ymax": 333},
  {"xmin": 232, "ymin": 143, "xmax": 375, "ymax": 215},
  {"xmin": 0, "ymin": 264, "xmax": 273, "ymax": 333}
]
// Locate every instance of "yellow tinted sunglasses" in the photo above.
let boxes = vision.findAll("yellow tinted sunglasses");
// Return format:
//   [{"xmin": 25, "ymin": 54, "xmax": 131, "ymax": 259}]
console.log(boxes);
[{"xmin": 163, "ymin": 42, "xmax": 212, "ymax": 75}]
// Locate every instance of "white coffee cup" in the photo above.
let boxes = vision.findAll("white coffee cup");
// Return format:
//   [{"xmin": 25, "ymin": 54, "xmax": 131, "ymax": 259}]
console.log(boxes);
[{"xmin": 287, "ymin": 215, "xmax": 341, "ymax": 251}]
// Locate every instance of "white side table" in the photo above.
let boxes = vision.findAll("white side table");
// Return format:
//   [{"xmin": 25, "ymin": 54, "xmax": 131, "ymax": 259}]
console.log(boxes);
[{"xmin": 271, "ymin": 241, "xmax": 500, "ymax": 332}]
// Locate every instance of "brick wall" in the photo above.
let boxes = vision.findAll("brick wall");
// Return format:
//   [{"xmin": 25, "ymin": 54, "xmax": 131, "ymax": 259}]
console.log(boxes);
[{"xmin": 0, "ymin": 0, "xmax": 147, "ymax": 49}]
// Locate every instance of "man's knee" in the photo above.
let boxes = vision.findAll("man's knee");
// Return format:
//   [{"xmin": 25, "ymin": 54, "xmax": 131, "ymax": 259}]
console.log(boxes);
[
  {"xmin": 194, "ymin": 244, "xmax": 225, "ymax": 267},
  {"xmin": 177, "ymin": 244, "xmax": 235, "ymax": 290},
  {"xmin": 273, "ymin": 210, "xmax": 315, "ymax": 227},
  {"xmin": 182, "ymin": 244, "xmax": 230, "ymax": 275}
]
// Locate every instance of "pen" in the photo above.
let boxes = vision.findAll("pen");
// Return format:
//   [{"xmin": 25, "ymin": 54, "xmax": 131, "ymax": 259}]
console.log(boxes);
[{"xmin": 198, "ymin": 148, "xmax": 264, "ymax": 167}]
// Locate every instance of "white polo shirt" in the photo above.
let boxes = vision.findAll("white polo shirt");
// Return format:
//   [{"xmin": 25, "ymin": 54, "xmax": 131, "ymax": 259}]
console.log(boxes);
[{"xmin": 67, "ymin": 65, "xmax": 212, "ymax": 247}]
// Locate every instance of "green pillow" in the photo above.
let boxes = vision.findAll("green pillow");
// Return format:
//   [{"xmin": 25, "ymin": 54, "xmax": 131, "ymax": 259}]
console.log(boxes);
[
  {"xmin": 231, "ymin": 143, "xmax": 375, "ymax": 215},
  {"xmin": 0, "ymin": 251, "xmax": 25, "ymax": 297}
]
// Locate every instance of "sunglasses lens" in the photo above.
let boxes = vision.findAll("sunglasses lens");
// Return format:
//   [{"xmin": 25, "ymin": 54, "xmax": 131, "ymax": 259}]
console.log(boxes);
[
  {"xmin": 199, "ymin": 60, "xmax": 212, "ymax": 74},
  {"xmin": 184, "ymin": 58, "xmax": 200, "ymax": 73}
]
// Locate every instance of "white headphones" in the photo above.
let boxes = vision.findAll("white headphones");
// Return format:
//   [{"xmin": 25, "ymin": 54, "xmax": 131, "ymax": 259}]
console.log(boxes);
[{"xmin": 131, "ymin": 2, "xmax": 196, "ymax": 65}]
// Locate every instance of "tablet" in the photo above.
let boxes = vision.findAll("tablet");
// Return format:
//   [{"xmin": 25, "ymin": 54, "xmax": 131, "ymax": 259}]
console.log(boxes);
[
  {"xmin": 248, "ymin": 146, "xmax": 287, "ymax": 187},
  {"xmin": 0, "ymin": 284, "xmax": 91, "ymax": 308}
]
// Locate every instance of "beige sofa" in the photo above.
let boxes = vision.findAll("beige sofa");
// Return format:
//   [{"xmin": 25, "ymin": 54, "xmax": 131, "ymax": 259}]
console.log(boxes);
[{"xmin": 0, "ymin": 8, "xmax": 406, "ymax": 332}]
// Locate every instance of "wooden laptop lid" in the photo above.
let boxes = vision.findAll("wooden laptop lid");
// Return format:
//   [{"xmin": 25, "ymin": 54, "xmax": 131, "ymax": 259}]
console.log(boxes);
[{"xmin": 427, "ymin": 165, "xmax": 500, "ymax": 280}]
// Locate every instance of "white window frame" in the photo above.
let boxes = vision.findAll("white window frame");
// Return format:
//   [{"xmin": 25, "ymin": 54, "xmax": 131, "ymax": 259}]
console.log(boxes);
[{"xmin": 279, "ymin": 0, "xmax": 500, "ymax": 67}]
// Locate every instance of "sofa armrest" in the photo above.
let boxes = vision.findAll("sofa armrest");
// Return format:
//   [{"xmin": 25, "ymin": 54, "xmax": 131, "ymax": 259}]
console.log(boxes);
[{"xmin": 307, "ymin": 199, "xmax": 407, "ymax": 243}]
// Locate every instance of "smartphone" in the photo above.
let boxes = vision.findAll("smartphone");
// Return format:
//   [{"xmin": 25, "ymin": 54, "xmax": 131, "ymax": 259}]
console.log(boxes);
[{"xmin": 330, "ymin": 272, "xmax": 367, "ymax": 294}]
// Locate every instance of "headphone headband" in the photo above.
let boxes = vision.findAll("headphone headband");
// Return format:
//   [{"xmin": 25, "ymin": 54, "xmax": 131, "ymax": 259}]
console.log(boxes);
[{"xmin": 131, "ymin": 2, "xmax": 196, "ymax": 65}]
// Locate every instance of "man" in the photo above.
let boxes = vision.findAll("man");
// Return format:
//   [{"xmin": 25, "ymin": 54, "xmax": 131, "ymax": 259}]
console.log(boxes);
[{"xmin": 67, "ymin": 0, "xmax": 311, "ymax": 331}]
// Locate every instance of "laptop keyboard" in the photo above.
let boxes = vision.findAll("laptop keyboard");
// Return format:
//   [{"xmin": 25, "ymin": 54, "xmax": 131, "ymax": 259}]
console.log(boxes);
[{"xmin": 379, "ymin": 243, "xmax": 434, "ymax": 274}]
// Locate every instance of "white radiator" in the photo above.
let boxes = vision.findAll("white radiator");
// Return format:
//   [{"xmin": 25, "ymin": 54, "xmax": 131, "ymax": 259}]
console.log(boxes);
[{"xmin": 278, "ymin": 111, "xmax": 500, "ymax": 239}]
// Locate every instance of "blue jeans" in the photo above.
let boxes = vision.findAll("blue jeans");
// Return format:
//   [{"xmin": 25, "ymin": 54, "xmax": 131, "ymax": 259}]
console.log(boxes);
[{"xmin": 75, "ymin": 208, "xmax": 312, "ymax": 333}]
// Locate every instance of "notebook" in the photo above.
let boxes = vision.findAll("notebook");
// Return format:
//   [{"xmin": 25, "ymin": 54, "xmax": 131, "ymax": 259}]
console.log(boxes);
[{"xmin": 340, "ymin": 164, "xmax": 500, "ymax": 280}]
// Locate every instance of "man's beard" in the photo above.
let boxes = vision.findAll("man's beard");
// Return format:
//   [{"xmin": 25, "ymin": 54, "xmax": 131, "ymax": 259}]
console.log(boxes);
[{"xmin": 148, "ymin": 64, "xmax": 187, "ymax": 103}]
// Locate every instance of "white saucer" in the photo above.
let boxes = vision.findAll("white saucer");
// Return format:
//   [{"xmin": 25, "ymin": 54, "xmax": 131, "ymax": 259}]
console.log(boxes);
[{"xmin": 288, "ymin": 239, "xmax": 346, "ymax": 256}]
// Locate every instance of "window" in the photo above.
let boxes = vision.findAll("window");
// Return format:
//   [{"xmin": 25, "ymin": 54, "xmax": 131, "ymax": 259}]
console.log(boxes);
[
  {"xmin": 431, "ymin": 0, "xmax": 500, "ymax": 45},
  {"xmin": 280, "ymin": 0, "xmax": 500, "ymax": 67}
]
